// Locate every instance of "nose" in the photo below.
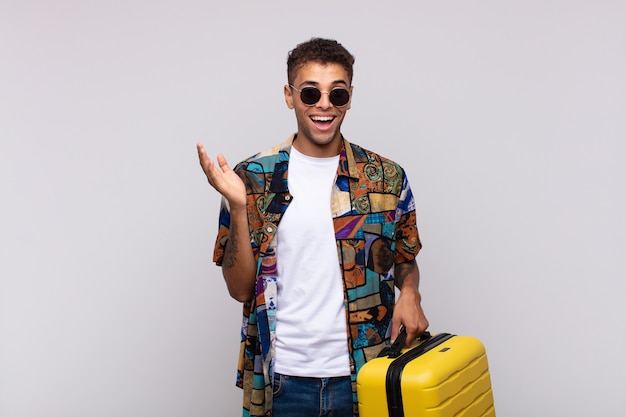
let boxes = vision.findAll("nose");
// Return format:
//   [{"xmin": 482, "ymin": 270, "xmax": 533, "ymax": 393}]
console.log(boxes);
[{"xmin": 316, "ymin": 91, "xmax": 333, "ymax": 109}]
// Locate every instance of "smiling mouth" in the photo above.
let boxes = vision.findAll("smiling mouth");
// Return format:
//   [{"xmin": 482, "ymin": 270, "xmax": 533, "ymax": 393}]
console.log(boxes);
[{"xmin": 311, "ymin": 115, "xmax": 335, "ymax": 124}]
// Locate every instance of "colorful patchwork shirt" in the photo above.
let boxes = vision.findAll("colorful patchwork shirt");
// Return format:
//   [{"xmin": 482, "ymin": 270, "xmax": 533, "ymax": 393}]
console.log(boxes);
[{"xmin": 212, "ymin": 135, "xmax": 421, "ymax": 417}]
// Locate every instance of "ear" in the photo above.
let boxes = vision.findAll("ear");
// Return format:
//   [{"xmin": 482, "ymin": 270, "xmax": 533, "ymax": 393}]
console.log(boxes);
[{"xmin": 284, "ymin": 84, "xmax": 295, "ymax": 109}]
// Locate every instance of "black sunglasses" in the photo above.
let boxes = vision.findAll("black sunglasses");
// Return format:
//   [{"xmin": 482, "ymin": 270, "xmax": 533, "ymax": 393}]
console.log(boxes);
[{"xmin": 289, "ymin": 85, "xmax": 351, "ymax": 107}]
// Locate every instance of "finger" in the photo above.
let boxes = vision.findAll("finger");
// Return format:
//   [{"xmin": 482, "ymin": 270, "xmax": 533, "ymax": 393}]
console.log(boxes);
[
  {"xmin": 197, "ymin": 142, "xmax": 209, "ymax": 166},
  {"xmin": 390, "ymin": 318, "xmax": 402, "ymax": 344},
  {"xmin": 196, "ymin": 142, "xmax": 206, "ymax": 158},
  {"xmin": 197, "ymin": 143, "xmax": 217, "ymax": 173},
  {"xmin": 216, "ymin": 154, "xmax": 231, "ymax": 172},
  {"xmin": 404, "ymin": 326, "xmax": 418, "ymax": 346}
]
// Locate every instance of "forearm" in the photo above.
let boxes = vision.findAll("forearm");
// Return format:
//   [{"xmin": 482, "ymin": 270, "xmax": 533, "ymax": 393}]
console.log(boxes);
[
  {"xmin": 392, "ymin": 259, "xmax": 429, "ymax": 343},
  {"xmin": 222, "ymin": 206, "xmax": 257, "ymax": 302},
  {"xmin": 395, "ymin": 259, "xmax": 421, "ymax": 295}
]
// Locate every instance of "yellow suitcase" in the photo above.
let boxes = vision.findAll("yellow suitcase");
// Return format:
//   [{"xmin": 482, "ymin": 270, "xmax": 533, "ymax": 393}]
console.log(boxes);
[{"xmin": 356, "ymin": 330, "xmax": 495, "ymax": 417}]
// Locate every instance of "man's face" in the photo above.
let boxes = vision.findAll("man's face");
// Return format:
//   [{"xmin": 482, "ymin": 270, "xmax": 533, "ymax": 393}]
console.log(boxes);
[{"xmin": 284, "ymin": 61, "xmax": 352, "ymax": 157}]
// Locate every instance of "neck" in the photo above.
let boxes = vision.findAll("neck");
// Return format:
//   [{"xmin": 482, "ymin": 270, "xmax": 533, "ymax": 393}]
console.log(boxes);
[{"xmin": 292, "ymin": 133, "xmax": 343, "ymax": 158}]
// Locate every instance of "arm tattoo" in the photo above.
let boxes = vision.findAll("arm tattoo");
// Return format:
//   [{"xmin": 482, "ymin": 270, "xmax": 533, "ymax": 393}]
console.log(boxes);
[
  {"xmin": 222, "ymin": 221, "xmax": 239, "ymax": 269},
  {"xmin": 395, "ymin": 260, "xmax": 417, "ymax": 289}
]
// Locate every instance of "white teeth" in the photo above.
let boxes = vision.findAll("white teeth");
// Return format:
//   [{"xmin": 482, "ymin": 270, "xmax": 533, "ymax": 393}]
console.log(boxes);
[{"xmin": 311, "ymin": 116, "xmax": 334, "ymax": 122}]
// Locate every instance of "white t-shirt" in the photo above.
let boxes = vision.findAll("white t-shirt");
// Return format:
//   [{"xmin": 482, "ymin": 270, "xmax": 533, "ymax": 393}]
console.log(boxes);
[{"xmin": 273, "ymin": 146, "xmax": 351, "ymax": 377}]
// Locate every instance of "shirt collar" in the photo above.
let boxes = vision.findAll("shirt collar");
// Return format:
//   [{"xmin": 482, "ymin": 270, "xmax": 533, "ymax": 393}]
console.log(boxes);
[{"xmin": 283, "ymin": 133, "xmax": 360, "ymax": 180}]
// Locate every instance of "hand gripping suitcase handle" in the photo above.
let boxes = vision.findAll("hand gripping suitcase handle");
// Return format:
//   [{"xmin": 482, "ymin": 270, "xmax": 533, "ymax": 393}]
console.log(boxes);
[
  {"xmin": 382, "ymin": 330, "xmax": 455, "ymax": 417},
  {"xmin": 379, "ymin": 325, "xmax": 432, "ymax": 358}
]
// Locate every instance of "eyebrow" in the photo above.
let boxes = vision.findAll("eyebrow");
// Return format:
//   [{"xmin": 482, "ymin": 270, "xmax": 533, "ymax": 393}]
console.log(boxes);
[{"xmin": 300, "ymin": 79, "xmax": 349, "ymax": 87}]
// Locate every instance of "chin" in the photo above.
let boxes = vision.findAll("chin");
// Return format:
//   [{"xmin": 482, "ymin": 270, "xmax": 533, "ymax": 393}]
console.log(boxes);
[
  {"xmin": 311, "ymin": 135, "xmax": 338, "ymax": 146},
  {"xmin": 296, "ymin": 124, "xmax": 343, "ymax": 151},
  {"xmin": 309, "ymin": 129, "xmax": 342, "ymax": 146}
]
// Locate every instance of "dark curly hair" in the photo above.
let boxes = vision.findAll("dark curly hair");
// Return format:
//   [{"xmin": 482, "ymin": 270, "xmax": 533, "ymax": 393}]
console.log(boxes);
[{"xmin": 287, "ymin": 38, "xmax": 355, "ymax": 85}]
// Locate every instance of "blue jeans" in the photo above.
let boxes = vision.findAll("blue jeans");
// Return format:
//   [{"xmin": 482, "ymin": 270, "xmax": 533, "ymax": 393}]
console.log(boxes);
[{"xmin": 272, "ymin": 372, "xmax": 353, "ymax": 417}]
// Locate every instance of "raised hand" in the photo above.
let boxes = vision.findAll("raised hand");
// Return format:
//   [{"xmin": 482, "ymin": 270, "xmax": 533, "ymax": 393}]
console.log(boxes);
[{"xmin": 196, "ymin": 142, "xmax": 247, "ymax": 209}]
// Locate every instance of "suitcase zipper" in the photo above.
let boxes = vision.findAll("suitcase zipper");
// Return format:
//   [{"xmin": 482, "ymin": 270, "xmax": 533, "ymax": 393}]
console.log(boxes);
[{"xmin": 384, "ymin": 333, "xmax": 455, "ymax": 417}]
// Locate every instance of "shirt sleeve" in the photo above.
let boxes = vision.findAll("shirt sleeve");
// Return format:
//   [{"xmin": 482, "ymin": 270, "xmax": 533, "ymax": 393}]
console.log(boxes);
[{"xmin": 394, "ymin": 176, "xmax": 422, "ymax": 263}]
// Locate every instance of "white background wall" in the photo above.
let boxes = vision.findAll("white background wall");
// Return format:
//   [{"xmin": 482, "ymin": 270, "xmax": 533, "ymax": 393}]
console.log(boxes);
[{"xmin": 1, "ymin": 1, "xmax": 624, "ymax": 416}]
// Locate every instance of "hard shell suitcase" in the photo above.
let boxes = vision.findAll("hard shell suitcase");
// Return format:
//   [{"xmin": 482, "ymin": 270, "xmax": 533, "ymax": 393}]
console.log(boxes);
[{"xmin": 356, "ymin": 329, "xmax": 495, "ymax": 417}]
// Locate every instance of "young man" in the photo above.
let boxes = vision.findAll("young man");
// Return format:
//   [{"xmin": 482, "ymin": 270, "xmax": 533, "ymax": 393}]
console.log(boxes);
[{"xmin": 197, "ymin": 38, "xmax": 429, "ymax": 417}]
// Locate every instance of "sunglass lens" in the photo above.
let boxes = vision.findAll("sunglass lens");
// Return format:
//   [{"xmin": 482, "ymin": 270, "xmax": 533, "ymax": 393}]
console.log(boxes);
[
  {"xmin": 300, "ymin": 87, "xmax": 321, "ymax": 105},
  {"xmin": 330, "ymin": 89, "xmax": 350, "ymax": 107}
]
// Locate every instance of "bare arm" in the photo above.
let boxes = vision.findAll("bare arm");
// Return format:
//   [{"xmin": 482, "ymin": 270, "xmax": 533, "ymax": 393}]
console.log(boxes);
[
  {"xmin": 197, "ymin": 142, "xmax": 256, "ymax": 302},
  {"xmin": 220, "ymin": 205, "xmax": 256, "ymax": 302},
  {"xmin": 391, "ymin": 259, "xmax": 429, "ymax": 345}
]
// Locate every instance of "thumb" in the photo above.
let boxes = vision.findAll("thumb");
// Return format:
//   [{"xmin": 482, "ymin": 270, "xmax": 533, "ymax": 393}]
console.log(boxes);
[{"xmin": 216, "ymin": 154, "xmax": 232, "ymax": 172}]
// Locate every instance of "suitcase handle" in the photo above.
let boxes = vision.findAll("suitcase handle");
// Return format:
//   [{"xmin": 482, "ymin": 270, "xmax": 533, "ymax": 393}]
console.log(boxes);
[{"xmin": 379, "ymin": 326, "xmax": 432, "ymax": 358}]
